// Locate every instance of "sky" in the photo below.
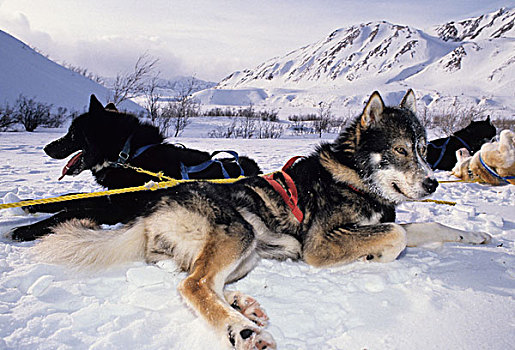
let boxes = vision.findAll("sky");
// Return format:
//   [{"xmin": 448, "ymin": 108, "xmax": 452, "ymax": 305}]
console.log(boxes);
[{"xmin": 0, "ymin": 0, "xmax": 512, "ymax": 82}]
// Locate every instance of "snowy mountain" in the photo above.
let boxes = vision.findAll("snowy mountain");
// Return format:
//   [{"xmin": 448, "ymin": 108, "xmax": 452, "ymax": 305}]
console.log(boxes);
[
  {"xmin": 218, "ymin": 21, "xmax": 456, "ymax": 88},
  {"xmin": 208, "ymin": 8, "xmax": 514, "ymax": 116},
  {"xmin": 433, "ymin": 7, "xmax": 514, "ymax": 41},
  {"xmin": 0, "ymin": 30, "xmax": 142, "ymax": 113}
]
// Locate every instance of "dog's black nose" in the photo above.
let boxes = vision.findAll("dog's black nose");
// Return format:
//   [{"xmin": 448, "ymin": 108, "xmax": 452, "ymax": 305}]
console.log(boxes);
[{"xmin": 422, "ymin": 177, "xmax": 439, "ymax": 194}]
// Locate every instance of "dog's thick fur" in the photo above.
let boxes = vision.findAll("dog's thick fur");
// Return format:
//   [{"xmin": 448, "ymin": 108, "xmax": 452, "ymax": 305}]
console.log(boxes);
[
  {"xmin": 45, "ymin": 95, "xmax": 261, "ymax": 189},
  {"xmin": 426, "ymin": 117, "xmax": 496, "ymax": 170},
  {"xmin": 452, "ymin": 129, "xmax": 515, "ymax": 185},
  {"xmin": 33, "ymin": 91, "xmax": 490, "ymax": 350},
  {"xmin": 10, "ymin": 95, "xmax": 261, "ymax": 241}
]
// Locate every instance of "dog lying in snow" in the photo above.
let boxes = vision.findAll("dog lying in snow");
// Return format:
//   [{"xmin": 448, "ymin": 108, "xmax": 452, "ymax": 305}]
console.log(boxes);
[
  {"xmin": 452, "ymin": 129, "xmax": 515, "ymax": 185},
  {"xmin": 33, "ymin": 90, "xmax": 491, "ymax": 350}
]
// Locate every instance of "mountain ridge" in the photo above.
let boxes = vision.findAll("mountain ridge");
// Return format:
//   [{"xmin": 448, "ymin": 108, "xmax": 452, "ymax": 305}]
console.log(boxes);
[{"xmin": 210, "ymin": 8, "xmax": 514, "ymax": 116}]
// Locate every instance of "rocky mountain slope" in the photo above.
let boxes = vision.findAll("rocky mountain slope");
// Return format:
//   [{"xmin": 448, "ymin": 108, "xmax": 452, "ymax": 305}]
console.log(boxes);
[{"xmin": 211, "ymin": 8, "xmax": 514, "ymax": 115}]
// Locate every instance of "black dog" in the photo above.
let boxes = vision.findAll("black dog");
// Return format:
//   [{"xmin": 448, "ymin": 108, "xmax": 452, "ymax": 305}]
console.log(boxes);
[
  {"xmin": 426, "ymin": 117, "xmax": 496, "ymax": 170},
  {"xmin": 10, "ymin": 95, "xmax": 261, "ymax": 241},
  {"xmin": 46, "ymin": 95, "xmax": 261, "ymax": 189}
]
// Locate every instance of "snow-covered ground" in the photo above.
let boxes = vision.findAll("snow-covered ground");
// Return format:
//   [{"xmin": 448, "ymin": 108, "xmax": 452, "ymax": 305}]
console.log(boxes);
[{"xmin": 0, "ymin": 123, "xmax": 514, "ymax": 349}]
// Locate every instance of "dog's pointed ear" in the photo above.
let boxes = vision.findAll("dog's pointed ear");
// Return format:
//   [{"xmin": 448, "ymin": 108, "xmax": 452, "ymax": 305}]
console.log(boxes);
[
  {"xmin": 400, "ymin": 89, "xmax": 416, "ymax": 114},
  {"xmin": 361, "ymin": 91, "xmax": 384, "ymax": 128},
  {"xmin": 104, "ymin": 102, "xmax": 118, "ymax": 112},
  {"xmin": 486, "ymin": 115, "xmax": 491, "ymax": 123},
  {"xmin": 89, "ymin": 95, "xmax": 104, "ymax": 114}
]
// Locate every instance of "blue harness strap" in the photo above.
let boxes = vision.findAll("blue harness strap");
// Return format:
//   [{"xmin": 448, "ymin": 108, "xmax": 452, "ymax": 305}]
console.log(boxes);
[
  {"xmin": 453, "ymin": 135, "xmax": 471, "ymax": 153},
  {"xmin": 132, "ymin": 144, "xmax": 158, "ymax": 159},
  {"xmin": 428, "ymin": 135, "xmax": 472, "ymax": 169},
  {"xmin": 116, "ymin": 134, "xmax": 158, "ymax": 166},
  {"xmin": 428, "ymin": 138, "xmax": 450, "ymax": 169},
  {"xmin": 180, "ymin": 150, "xmax": 244, "ymax": 180},
  {"xmin": 479, "ymin": 154, "xmax": 515, "ymax": 184}
]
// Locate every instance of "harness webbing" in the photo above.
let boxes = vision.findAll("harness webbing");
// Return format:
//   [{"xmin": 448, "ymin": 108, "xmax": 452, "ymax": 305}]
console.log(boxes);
[
  {"xmin": 115, "ymin": 135, "xmax": 244, "ymax": 180},
  {"xmin": 479, "ymin": 154, "xmax": 515, "ymax": 184},
  {"xmin": 180, "ymin": 150, "xmax": 244, "ymax": 180},
  {"xmin": 263, "ymin": 156, "xmax": 304, "ymax": 222},
  {"xmin": 428, "ymin": 135, "xmax": 471, "ymax": 169},
  {"xmin": 116, "ymin": 134, "xmax": 158, "ymax": 166}
]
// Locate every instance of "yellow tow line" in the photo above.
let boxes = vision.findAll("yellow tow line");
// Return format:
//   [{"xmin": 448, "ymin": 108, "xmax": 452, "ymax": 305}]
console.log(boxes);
[
  {"xmin": 1, "ymin": 163, "xmax": 478, "ymax": 210},
  {"xmin": 0, "ymin": 175, "xmax": 246, "ymax": 210}
]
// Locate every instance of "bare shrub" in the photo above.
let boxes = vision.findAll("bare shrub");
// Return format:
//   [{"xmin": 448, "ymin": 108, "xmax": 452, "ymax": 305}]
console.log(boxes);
[
  {"xmin": 0, "ymin": 103, "xmax": 16, "ymax": 131},
  {"xmin": 256, "ymin": 120, "xmax": 284, "ymax": 138},
  {"xmin": 13, "ymin": 95, "xmax": 53, "ymax": 132},
  {"xmin": 203, "ymin": 107, "xmax": 238, "ymax": 117},
  {"xmin": 202, "ymin": 105, "xmax": 278, "ymax": 121},
  {"xmin": 143, "ymin": 74, "xmax": 161, "ymax": 122},
  {"xmin": 208, "ymin": 118, "xmax": 284, "ymax": 139},
  {"xmin": 45, "ymin": 107, "xmax": 68, "ymax": 128},
  {"xmin": 491, "ymin": 116, "xmax": 515, "ymax": 132},
  {"xmin": 153, "ymin": 78, "xmax": 200, "ymax": 137},
  {"xmin": 208, "ymin": 120, "xmax": 238, "ymax": 138},
  {"xmin": 110, "ymin": 53, "xmax": 159, "ymax": 105},
  {"xmin": 313, "ymin": 102, "xmax": 333, "ymax": 137},
  {"xmin": 426, "ymin": 102, "xmax": 487, "ymax": 136},
  {"xmin": 288, "ymin": 113, "xmax": 317, "ymax": 135}
]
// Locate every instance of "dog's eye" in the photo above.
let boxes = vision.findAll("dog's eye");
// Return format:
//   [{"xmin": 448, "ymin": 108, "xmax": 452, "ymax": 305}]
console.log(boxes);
[{"xmin": 395, "ymin": 147, "xmax": 408, "ymax": 156}]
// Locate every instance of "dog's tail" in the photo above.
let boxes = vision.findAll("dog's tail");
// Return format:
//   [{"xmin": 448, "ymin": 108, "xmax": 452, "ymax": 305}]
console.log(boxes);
[{"xmin": 32, "ymin": 219, "xmax": 146, "ymax": 270}]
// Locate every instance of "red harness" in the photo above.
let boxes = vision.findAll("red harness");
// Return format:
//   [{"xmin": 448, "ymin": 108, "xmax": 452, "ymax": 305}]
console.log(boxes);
[{"xmin": 263, "ymin": 156, "xmax": 304, "ymax": 223}]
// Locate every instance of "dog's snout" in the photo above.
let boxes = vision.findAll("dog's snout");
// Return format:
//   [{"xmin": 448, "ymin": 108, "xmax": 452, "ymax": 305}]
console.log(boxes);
[{"xmin": 422, "ymin": 177, "xmax": 439, "ymax": 194}]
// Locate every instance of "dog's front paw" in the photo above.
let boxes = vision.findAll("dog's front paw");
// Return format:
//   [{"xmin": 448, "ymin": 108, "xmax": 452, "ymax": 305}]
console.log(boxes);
[
  {"xmin": 228, "ymin": 325, "xmax": 276, "ymax": 350},
  {"xmin": 459, "ymin": 231, "xmax": 491, "ymax": 245}
]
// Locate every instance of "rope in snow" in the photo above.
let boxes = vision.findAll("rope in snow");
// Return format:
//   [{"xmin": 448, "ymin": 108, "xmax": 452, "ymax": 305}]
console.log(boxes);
[
  {"xmin": 0, "ymin": 176, "xmax": 246, "ymax": 210},
  {"xmin": 2, "ymin": 164, "xmax": 475, "ymax": 211}
]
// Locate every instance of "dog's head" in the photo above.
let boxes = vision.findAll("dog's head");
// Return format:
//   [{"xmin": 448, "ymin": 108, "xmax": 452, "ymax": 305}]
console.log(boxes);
[
  {"xmin": 44, "ymin": 95, "xmax": 121, "ymax": 178},
  {"xmin": 332, "ymin": 90, "xmax": 437, "ymax": 203},
  {"xmin": 460, "ymin": 116, "xmax": 497, "ymax": 152}
]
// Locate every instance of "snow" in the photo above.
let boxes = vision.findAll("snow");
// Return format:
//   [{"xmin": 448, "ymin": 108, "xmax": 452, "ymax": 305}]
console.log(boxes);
[
  {"xmin": 0, "ymin": 30, "xmax": 143, "ymax": 113},
  {"xmin": 0, "ymin": 122, "xmax": 514, "ymax": 350},
  {"xmin": 208, "ymin": 8, "xmax": 515, "ymax": 118}
]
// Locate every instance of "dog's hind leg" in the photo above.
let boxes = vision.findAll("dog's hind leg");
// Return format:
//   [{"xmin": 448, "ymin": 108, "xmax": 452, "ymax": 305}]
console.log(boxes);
[
  {"xmin": 303, "ymin": 223, "xmax": 408, "ymax": 267},
  {"xmin": 402, "ymin": 222, "xmax": 491, "ymax": 247},
  {"xmin": 178, "ymin": 226, "xmax": 276, "ymax": 350}
]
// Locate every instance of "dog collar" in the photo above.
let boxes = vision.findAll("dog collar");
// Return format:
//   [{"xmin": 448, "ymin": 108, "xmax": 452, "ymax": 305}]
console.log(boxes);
[{"xmin": 263, "ymin": 156, "xmax": 304, "ymax": 223}]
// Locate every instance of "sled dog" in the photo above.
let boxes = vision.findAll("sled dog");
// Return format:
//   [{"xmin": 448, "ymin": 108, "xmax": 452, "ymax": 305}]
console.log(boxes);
[
  {"xmin": 452, "ymin": 129, "xmax": 515, "ymax": 185},
  {"xmin": 10, "ymin": 95, "xmax": 261, "ymax": 241},
  {"xmin": 34, "ymin": 90, "xmax": 490, "ymax": 350},
  {"xmin": 426, "ymin": 117, "xmax": 496, "ymax": 170},
  {"xmin": 45, "ymin": 95, "xmax": 261, "ymax": 189}
]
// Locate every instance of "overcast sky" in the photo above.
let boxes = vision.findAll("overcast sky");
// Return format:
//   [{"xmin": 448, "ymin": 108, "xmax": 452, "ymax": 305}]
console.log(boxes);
[{"xmin": 0, "ymin": 0, "xmax": 511, "ymax": 82}]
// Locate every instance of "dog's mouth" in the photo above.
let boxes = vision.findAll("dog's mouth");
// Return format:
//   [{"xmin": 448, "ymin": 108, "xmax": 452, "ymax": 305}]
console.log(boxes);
[{"xmin": 58, "ymin": 151, "xmax": 84, "ymax": 180}]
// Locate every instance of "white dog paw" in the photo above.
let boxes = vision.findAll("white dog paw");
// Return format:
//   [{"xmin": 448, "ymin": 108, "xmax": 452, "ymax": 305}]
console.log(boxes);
[
  {"xmin": 226, "ymin": 291, "xmax": 269, "ymax": 327},
  {"xmin": 227, "ymin": 324, "xmax": 276, "ymax": 350}
]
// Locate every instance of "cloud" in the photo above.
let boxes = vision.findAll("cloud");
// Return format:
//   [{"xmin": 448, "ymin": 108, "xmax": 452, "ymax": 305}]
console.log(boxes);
[
  {"xmin": 1, "ymin": 0, "xmax": 513, "ymax": 83},
  {"xmin": 0, "ymin": 11, "xmax": 54, "ymax": 51}
]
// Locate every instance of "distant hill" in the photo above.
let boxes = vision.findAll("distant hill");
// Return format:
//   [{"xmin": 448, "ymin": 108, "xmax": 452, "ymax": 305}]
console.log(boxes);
[
  {"xmin": 201, "ymin": 8, "xmax": 514, "ymax": 116},
  {"xmin": 0, "ymin": 30, "xmax": 143, "ymax": 113}
]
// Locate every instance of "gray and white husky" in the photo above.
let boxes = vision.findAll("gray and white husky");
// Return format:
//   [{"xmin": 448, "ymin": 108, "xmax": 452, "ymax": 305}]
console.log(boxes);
[{"xmin": 34, "ymin": 90, "xmax": 490, "ymax": 350}]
